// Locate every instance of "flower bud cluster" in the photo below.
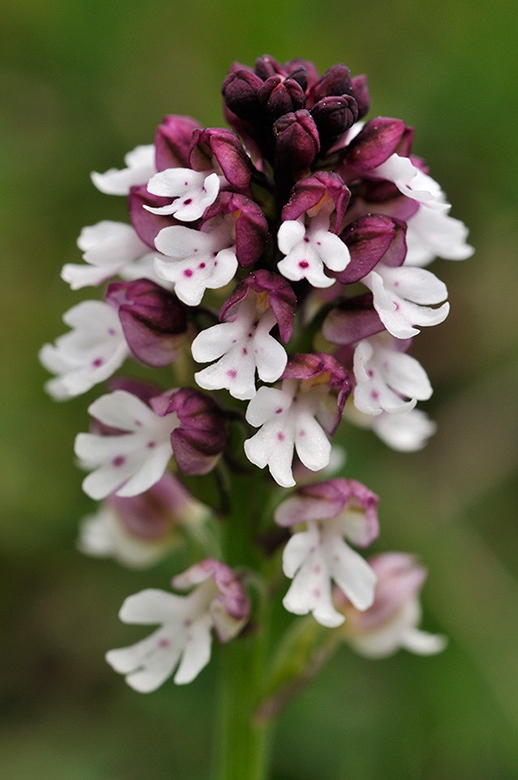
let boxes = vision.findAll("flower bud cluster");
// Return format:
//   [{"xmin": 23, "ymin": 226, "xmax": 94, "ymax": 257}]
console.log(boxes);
[{"xmin": 41, "ymin": 55, "xmax": 468, "ymax": 692}]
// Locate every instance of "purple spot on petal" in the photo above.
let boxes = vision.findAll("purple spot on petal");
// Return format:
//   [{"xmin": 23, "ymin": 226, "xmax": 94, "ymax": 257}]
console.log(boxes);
[
  {"xmin": 183, "ymin": 198, "xmax": 192, "ymax": 205},
  {"xmin": 108, "ymin": 328, "xmax": 116, "ymax": 336},
  {"xmin": 394, "ymin": 281, "xmax": 399, "ymax": 287},
  {"xmin": 158, "ymin": 637, "xmax": 170, "ymax": 648},
  {"xmin": 242, "ymin": 347, "xmax": 248, "ymax": 355},
  {"xmin": 227, "ymin": 369, "xmax": 237, "ymax": 379},
  {"xmin": 134, "ymin": 420, "xmax": 142, "ymax": 427},
  {"xmin": 193, "ymin": 248, "xmax": 198, "ymax": 253},
  {"xmin": 371, "ymin": 390, "xmax": 379, "ymax": 399},
  {"xmin": 199, "ymin": 262, "xmax": 206, "ymax": 269},
  {"xmin": 184, "ymin": 181, "xmax": 188, "ymax": 186},
  {"xmin": 313, "ymin": 588, "xmax": 321, "ymax": 598},
  {"xmin": 184, "ymin": 269, "xmax": 193, "ymax": 277},
  {"xmin": 303, "ymin": 236, "xmax": 310, "ymax": 243},
  {"xmin": 278, "ymin": 432, "xmax": 285, "ymax": 441},
  {"xmin": 316, "ymin": 241, "xmax": 321, "ymax": 246},
  {"xmin": 298, "ymin": 429, "xmax": 305, "ymax": 436},
  {"xmin": 275, "ymin": 408, "xmax": 283, "ymax": 414},
  {"xmin": 92, "ymin": 358, "xmax": 104, "ymax": 367},
  {"xmin": 367, "ymin": 369, "xmax": 374, "ymax": 378},
  {"xmin": 112, "ymin": 455, "xmax": 126, "ymax": 468},
  {"xmin": 147, "ymin": 441, "xmax": 156, "ymax": 449},
  {"xmin": 299, "ymin": 260, "xmax": 309, "ymax": 268}
]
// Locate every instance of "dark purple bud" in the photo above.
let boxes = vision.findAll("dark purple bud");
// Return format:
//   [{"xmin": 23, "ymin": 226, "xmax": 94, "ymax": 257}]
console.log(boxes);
[
  {"xmin": 189, "ymin": 127, "xmax": 252, "ymax": 190},
  {"xmin": 322, "ymin": 293, "xmax": 385, "ymax": 346},
  {"xmin": 344, "ymin": 117, "xmax": 407, "ymax": 171},
  {"xmin": 202, "ymin": 191, "xmax": 269, "ymax": 268},
  {"xmin": 254, "ymin": 54, "xmax": 283, "ymax": 80},
  {"xmin": 336, "ymin": 215, "xmax": 400, "ymax": 283},
  {"xmin": 311, "ymin": 95, "xmax": 359, "ymax": 148},
  {"xmin": 351, "ymin": 75, "xmax": 371, "ymax": 119},
  {"xmin": 307, "ymin": 64, "xmax": 353, "ymax": 106},
  {"xmin": 155, "ymin": 115, "xmax": 202, "ymax": 171},
  {"xmin": 281, "ymin": 171, "xmax": 351, "ymax": 233},
  {"xmin": 282, "ymin": 353, "xmax": 351, "ymax": 433},
  {"xmin": 283, "ymin": 58, "xmax": 320, "ymax": 91},
  {"xmin": 222, "ymin": 66, "xmax": 264, "ymax": 120},
  {"xmin": 129, "ymin": 185, "xmax": 179, "ymax": 248},
  {"xmin": 274, "ymin": 110, "xmax": 320, "ymax": 171},
  {"xmin": 106, "ymin": 279, "xmax": 188, "ymax": 367},
  {"xmin": 151, "ymin": 388, "xmax": 227, "ymax": 475},
  {"xmin": 258, "ymin": 76, "xmax": 306, "ymax": 118},
  {"xmin": 220, "ymin": 269, "xmax": 297, "ymax": 343}
]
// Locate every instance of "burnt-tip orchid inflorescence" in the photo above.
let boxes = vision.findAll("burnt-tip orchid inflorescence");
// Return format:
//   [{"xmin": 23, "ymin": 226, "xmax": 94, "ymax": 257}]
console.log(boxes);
[{"xmin": 41, "ymin": 55, "xmax": 470, "ymax": 697}]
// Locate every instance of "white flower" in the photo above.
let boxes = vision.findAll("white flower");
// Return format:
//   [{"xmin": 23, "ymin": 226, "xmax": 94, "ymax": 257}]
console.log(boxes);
[
  {"xmin": 353, "ymin": 334, "xmax": 432, "ymax": 415},
  {"xmin": 372, "ymin": 153, "xmax": 445, "ymax": 210},
  {"xmin": 244, "ymin": 379, "xmax": 332, "ymax": 488},
  {"xmin": 106, "ymin": 560, "xmax": 249, "ymax": 691},
  {"xmin": 405, "ymin": 205, "xmax": 474, "ymax": 267},
  {"xmin": 345, "ymin": 400, "xmax": 437, "ymax": 452},
  {"xmin": 339, "ymin": 553, "xmax": 447, "ymax": 658},
  {"xmin": 61, "ymin": 221, "xmax": 158, "ymax": 290},
  {"xmin": 75, "ymin": 390, "xmax": 177, "ymax": 499},
  {"xmin": 91, "ymin": 144, "xmax": 156, "ymax": 195},
  {"xmin": 77, "ymin": 503, "xmax": 171, "ymax": 569},
  {"xmin": 192, "ymin": 293, "xmax": 287, "ymax": 400},
  {"xmin": 363, "ymin": 264, "xmax": 449, "ymax": 339},
  {"xmin": 144, "ymin": 168, "xmax": 220, "ymax": 222},
  {"xmin": 281, "ymin": 517, "xmax": 377, "ymax": 628},
  {"xmin": 154, "ymin": 222, "xmax": 238, "ymax": 306},
  {"xmin": 39, "ymin": 301, "xmax": 129, "ymax": 399},
  {"xmin": 277, "ymin": 216, "xmax": 350, "ymax": 288}
]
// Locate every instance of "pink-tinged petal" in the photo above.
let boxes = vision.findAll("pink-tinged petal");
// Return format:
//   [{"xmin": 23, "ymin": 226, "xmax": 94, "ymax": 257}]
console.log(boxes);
[{"xmin": 91, "ymin": 145, "xmax": 156, "ymax": 195}]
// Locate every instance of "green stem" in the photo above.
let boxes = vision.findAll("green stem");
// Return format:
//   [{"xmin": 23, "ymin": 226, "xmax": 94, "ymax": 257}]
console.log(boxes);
[{"xmin": 211, "ymin": 471, "xmax": 274, "ymax": 780}]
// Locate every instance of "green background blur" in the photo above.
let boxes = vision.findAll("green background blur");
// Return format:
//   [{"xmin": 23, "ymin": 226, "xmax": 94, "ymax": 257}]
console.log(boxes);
[{"xmin": 1, "ymin": 0, "xmax": 517, "ymax": 777}]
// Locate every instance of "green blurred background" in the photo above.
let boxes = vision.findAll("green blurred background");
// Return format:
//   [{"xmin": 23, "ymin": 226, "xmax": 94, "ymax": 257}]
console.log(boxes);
[{"xmin": 1, "ymin": 0, "xmax": 517, "ymax": 777}]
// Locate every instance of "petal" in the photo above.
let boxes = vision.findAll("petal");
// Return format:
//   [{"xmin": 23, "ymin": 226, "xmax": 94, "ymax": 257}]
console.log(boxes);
[
  {"xmin": 399, "ymin": 627, "xmax": 448, "ymax": 655},
  {"xmin": 282, "ymin": 526, "xmax": 319, "ymax": 578},
  {"xmin": 327, "ymin": 538, "xmax": 377, "ymax": 611},
  {"xmin": 173, "ymin": 614, "xmax": 213, "ymax": 684}
]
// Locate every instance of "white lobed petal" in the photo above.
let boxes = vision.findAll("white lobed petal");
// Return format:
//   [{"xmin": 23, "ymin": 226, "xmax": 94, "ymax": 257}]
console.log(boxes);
[
  {"xmin": 373, "ymin": 154, "xmax": 445, "ymax": 209},
  {"xmin": 39, "ymin": 301, "xmax": 129, "ymax": 400},
  {"xmin": 173, "ymin": 614, "xmax": 213, "ymax": 684},
  {"xmin": 145, "ymin": 169, "xmax": 220, "ymax": 221},
  {"xmin": 405, "ymin": 206, "xmax": 474, "ymax": 267},
  {"xmin": 91, "ymin": 145, "xmax": 156, "ymax": 195}
]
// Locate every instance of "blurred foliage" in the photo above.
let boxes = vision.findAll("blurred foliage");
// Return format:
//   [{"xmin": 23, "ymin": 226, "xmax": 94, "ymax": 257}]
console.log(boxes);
[{"xmin": 1, "ymin": 0, "xmax": 517, "ymax": 777}]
